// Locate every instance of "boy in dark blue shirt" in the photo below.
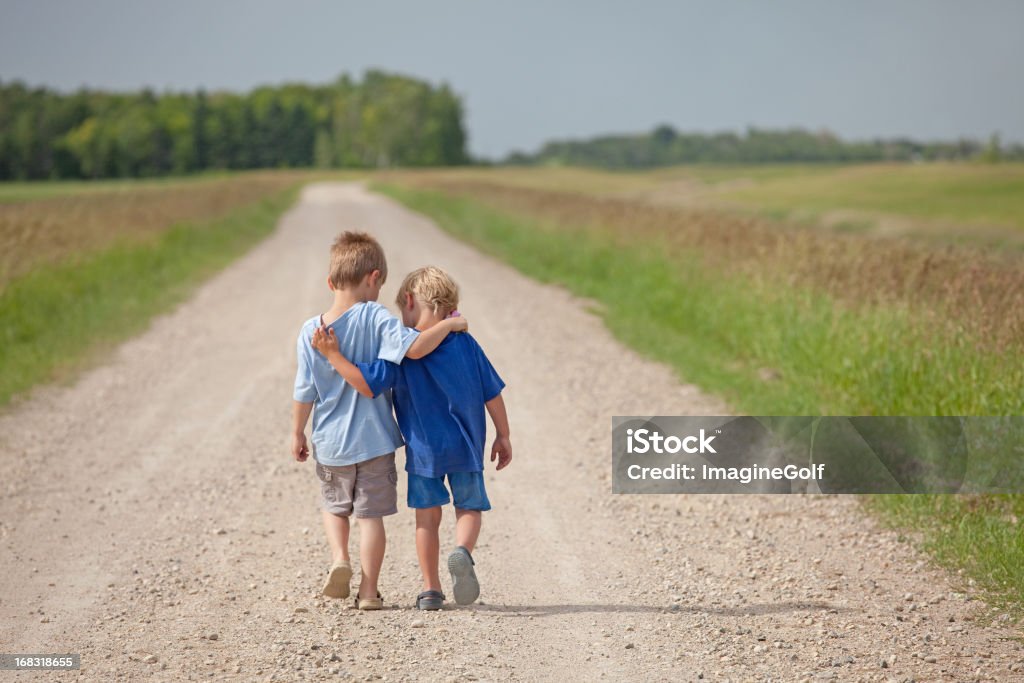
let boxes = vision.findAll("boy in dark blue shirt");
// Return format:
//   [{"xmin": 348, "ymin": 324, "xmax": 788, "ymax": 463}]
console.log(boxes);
[{"xmin": 311, "ymin": 266, "xmax": 511, "ymax": 610}]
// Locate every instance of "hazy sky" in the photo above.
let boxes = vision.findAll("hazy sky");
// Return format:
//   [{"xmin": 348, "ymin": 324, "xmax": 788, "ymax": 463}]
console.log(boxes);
[{"xmin": 2, "ymin": 0, "xmax": 1022, "ymax": 158}]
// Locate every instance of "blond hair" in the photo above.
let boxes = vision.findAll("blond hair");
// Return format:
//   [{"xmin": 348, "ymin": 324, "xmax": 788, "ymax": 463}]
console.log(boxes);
[
  {"xmin": 396, "ymin": 266, "xmax": 459, "ymax": 317},
  {"xmin": 329, "ymin": 231, "xmax": 388, "ymax": 288}
]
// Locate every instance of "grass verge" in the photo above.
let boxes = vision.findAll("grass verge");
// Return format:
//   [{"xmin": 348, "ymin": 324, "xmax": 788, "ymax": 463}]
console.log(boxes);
[
  {"xmin": 0, "ymin": 186, "xmax": 300, "ymax": 406},
  {"xmin": 375, "ymin": 181, "xmax": 1024, "ymax": 615},
  {"xmin": 0, "ymin": 172, "xmax": 239, "ymax": 204},
  {"xmin": 867, "ymin": 495, "xmax": 1023, "ymax": 611}
]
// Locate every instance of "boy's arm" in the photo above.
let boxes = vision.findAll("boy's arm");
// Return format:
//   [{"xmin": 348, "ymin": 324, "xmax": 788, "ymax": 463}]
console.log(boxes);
[
  {"xmin": 325, "ymin": 352, "xmax": 374, "ymax": 398},
  {"xmin": 405, "ymin": 316, "xmax": 468, "ymax": 359},
  {"xmin": 311, "ymin": 327, "xmax": 374, "ymax": 398},
  {"xmin": 292, "ymin": 327, "xmax": 318, "ymax": 462},
  {"xmin": 291, "ymin": 401, "xmax": 313, "ymax": 462},
  {"xmin": 485, "ymin": 394, "xmax": 512, "ymax": 470}
]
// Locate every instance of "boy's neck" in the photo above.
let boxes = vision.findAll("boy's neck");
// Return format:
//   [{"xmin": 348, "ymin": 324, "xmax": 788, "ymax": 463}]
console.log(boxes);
[
  {"xmin": 414, "ymin": 309, "xmax": 447, "ymax": 332},
  {"xmin": 323, "ymin": 289, "xmax": 368, "ymax": 325}
]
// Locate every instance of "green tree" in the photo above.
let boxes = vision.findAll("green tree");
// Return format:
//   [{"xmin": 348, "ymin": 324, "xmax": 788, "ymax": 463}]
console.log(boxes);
[{"xmin": 0, "ymin": 71, "xmax": 470, "ymax": 179}]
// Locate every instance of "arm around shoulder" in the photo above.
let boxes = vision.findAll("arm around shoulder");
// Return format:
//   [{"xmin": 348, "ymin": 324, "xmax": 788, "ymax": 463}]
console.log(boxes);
[
  {"xmin": 311, "ymin": 326, "xmax": 374, "ymax": 398},
  {"xmin": 326, "ymin": 353, "xmax": 374, "ymax": 398},
  {"xmin": 405, "ymin": 316, "xmax": 468, "ymax": 359}
]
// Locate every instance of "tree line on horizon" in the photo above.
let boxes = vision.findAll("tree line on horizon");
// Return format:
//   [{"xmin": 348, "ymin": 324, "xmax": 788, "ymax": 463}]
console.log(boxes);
[
  {"xmin": 3, "ymin": 69, "xmax": 1020, "ymax": 180},
  {"xmin": 0, "ymin": 70, "xmax": 468, "ymax": 180},
  {"xmin": 503, "ymin": 125, "xmax": 1023, "ymax": 167}
]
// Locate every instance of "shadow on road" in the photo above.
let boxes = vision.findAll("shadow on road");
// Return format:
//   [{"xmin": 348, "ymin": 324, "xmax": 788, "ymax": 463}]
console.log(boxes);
[{"xmin": 470, "ymin": 601, "xmax": 845, "ymax": 617}]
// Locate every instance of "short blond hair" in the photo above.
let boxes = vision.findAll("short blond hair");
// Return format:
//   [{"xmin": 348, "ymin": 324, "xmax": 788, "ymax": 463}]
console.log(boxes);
[
  {"xmin": 396, "ymin": 266, "xmax": 459, "ymax": 317},
  {"xmin": 329, "ymin": 231, "xmax": 388, "ymax": 289}
]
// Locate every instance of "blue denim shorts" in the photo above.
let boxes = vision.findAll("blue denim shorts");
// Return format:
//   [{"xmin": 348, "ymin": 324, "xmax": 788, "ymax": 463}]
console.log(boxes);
[{"xmin": 407, "ymin": 471, "xmax": 491, "ymax": 511}]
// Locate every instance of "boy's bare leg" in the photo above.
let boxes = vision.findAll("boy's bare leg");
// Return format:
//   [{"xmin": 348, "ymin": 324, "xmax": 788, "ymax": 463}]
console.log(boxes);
[
  {"xmin": 321, "ymin": 510, "xmax": 350, "ymax": 565},
  {"xmin": 454, "ymin": 509, "xmax": 482, "ymax": 553},
  {"xmin": 357, "ymin": 517, "xmax": 386, "ymax": 599},
  {"xmin": 415, "ymin": 507, "xmax": 443, "ymax": 592},
  {"xmin": 449, "ymin": 509, "xmax": 483, "ymax": 605}
]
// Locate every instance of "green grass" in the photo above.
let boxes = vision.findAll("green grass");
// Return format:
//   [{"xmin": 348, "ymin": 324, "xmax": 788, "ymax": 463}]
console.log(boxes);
[
  {"xmin": 868, "ymin": 495, "xmax": 1024, "ymax": 612},
  {"xmin": 714, "ymin": 163, "xmax": 1024, "ymax": 231},
  {"xmin": 0, "ymin": 169, "xmax": 358, "ymax": 204},
  {"xmin": 376, "ymin": 181, "xmax": 1024, "ymax": 614},
  {"xmin": 0, "ymin": 172, "xmax": 241, "ymax": 203},
  {"xmin": 390, "ymin": 162, "xmax": 1024, "ymax": 247},
  {"xmin": 376, "ymin": 183, "xmax": 1021, "ymax": 416},
  {"xmin": 0, "ymin": 186, "xmax": 300, "ymax": 406}
]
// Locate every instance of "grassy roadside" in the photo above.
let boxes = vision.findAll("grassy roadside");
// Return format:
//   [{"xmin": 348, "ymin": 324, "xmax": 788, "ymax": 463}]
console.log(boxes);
[
  {"xmin": 0, "ymin": 172, "xmax": 332, "ymax": 285},
  {"xmin": 0, "ymin": 185, "xmax": 300, "ymax": 406},
  {"xmin": 389, "ymin": 164, "xmax": 1024, "ymax": 248},
  {"xmin": 0, "ymin": 172, "xmax": 239, "ymax": 204},
  {"xmin": 866, "ymin": 496, "xmax": 1023, "ymax": 611},
  {"xmin": 0, "ymin": 169, "xmax": 363, "ymax": 205},
  {"xmin": 375, "ymin": 181, "xmax": 1024, "ymax": 614}
]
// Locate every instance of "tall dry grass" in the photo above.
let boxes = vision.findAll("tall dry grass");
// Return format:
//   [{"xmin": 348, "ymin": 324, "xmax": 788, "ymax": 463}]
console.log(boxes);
[{"xmin": 0, "ymin": 172, "xmax": 303, "ymax": 290}]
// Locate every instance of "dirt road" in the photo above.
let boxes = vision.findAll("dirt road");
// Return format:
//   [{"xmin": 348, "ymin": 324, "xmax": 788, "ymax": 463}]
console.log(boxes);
[{"xmin": 1, "ymin": 183, "xmax": 1021, "ymax": 682}]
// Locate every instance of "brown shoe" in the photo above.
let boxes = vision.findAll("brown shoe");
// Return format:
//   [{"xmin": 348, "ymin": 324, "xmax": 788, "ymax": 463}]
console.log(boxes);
[
  {"xmin": 321, "ymin": 561, "xmax": 352, "ymax": 599},
  {"xmin": 355, "ymin": 591, "xmax": 384, "ymax": 610}
]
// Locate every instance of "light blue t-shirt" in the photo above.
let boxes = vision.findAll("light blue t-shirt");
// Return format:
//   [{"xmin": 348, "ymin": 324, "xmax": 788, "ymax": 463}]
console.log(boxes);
[{"xmin": 293, "ymin": 301, "xmax": 420, "ymax": 466}]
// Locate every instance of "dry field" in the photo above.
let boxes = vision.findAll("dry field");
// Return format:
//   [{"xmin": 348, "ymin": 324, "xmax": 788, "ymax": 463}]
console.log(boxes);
[{"xmin": 0, "ymin": 172, "xmax": 315, "ymax": 290}]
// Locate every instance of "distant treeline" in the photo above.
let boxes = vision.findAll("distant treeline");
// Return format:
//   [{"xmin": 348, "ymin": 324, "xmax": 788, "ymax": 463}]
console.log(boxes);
[
  {"xmin": 505, "ymin": 125, "xmax": 1023, "ymax": 167},
  {"xmin": 0, "ymin": 70, "xmax": 468, "ymax": 180}
]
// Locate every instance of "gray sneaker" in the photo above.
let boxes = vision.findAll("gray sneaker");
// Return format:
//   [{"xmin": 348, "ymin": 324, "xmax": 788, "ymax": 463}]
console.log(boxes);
[
  {"xmin": 447, "ymin": 546, "xmax": 480, "ymax": 605},
  {"xmin": 416, "ymin": 590, "xmax": 445, "ymax": 611}
]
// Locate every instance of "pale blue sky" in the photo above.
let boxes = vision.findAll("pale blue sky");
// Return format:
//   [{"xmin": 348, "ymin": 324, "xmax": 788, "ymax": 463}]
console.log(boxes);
[{"xmin": 2, "ymin": 0, "xmax": 1021, "ymax": 158}]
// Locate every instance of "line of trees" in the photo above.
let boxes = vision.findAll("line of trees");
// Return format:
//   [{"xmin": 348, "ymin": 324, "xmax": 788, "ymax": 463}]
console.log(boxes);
[
  {"xmin": 505, "ymin": 125, "xmax": 1024, "ymax": 167},
  {"xmin": 0, "ymin": 70, "xmax": 468, "ymax": 180}
]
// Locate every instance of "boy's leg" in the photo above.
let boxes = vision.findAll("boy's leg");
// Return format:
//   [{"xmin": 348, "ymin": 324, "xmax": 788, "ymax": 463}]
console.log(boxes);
[
  {"xmin": 415, "ymin": 507, "xmax": 444, "ymax": 592},
  {"xmin": 446, "ymin": 472, "xmax": 490, "ymax": 605},
  {"xmin": 408, "ymin": 472, "xmax": 453, "ymax": 604},
  {"xmin": 454, "ymin": 509, "xmax": 482, "ymax": 553},
  {"xmin": 315, "ymin": 462, "xmax": 356, "ymax": 599},
  {"xmin": 316, "ymin": 462, "xmax": 356, "ymax": 562},
  {"xmin": 351, "ymin": 453, "xmax": 399, "ymax": 604},
  {"xmin": 449, "ymin": 472, "xmax": 490, "ymax": 552},
  {"xmin": 356, "ymin": 517, "xmax": 386, "ymax": 600},
  {"xmin": 322, "ymin": 510, "xmax": 351, "ymax": 565}
]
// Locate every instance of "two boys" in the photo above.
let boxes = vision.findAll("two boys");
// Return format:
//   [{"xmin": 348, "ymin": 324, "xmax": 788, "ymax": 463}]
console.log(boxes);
[{"xmin": 291, "ymin": 231, "xmax": 510, "ymax": 610}]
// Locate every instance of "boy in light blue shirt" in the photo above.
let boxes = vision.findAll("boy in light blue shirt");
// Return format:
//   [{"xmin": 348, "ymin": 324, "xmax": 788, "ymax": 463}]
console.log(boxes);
[
  {"xmin": 312, "ymin": 266, "xmax": 511, "ymax": 611},
  {"xmin": 291, "ymin": 232, "xmax": 466, "ymax": 609}
]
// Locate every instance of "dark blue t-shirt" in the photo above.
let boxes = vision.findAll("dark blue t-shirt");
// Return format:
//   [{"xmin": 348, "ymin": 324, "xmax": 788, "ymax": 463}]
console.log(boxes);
[{"xmin": 358, "ymin": 332, "xmax": 505, "ymax": 478}]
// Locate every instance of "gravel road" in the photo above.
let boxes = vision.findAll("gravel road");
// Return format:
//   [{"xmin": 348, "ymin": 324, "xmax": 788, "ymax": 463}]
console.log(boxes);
[{"xmin": 1, "ymin": 183, "xmax": 1021, "ymax": 682}]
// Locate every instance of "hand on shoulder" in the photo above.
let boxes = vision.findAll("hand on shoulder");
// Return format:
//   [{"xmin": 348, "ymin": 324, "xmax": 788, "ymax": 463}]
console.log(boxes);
[
  {"xmin": 311, "ymin": 326, "xmax": 339, "ymax": 356},
  {"xmin": 445, "ymin": 310, "xmax": 469, "ymax": 333}
]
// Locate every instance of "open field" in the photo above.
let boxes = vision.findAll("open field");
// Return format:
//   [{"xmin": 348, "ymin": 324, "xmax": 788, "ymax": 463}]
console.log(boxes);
[
  {"xmin": 2, "ymin": 183, "xmax": 1022, "ymax": 682},
  {"xmin": 0, "ymin": 172, "xmax": 313, "ymax": 406},
  {"xmin": 0, "ymin": 174, "xmax": 240, "ymax": 204},
  {"xmin": 1, "ymin": 163, "xmax": 1022, "ymax": 671},
  {"xmin": 0, "ymin": 170, "xmax": 367, "ymax": 206},
  {"xmin": 710, "ymin": 163, "xmax": 1024, "ymax": 229},
  {"xmin": 0, "ymin": 171, "xmax": 322, "ymax": 287},
  {"xmin": 408, "ymin": 163, "xmax": 1024, "ymax": 247},
  {"xmin": 375, "ymin": 174, "xmax": 1024, "ymax": 614},
  {"xmin": 379, "ymin": 172, "xmax": 1024, "ymax": 356}
]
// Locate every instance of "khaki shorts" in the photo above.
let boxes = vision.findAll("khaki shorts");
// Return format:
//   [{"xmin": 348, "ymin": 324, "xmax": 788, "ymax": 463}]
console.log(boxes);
[{"xmin": 314, "ymin": 453, "xmax": 398, "ymax": 518}]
